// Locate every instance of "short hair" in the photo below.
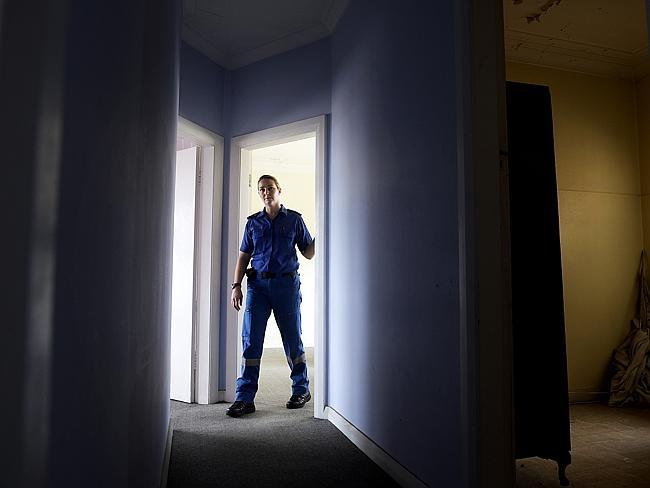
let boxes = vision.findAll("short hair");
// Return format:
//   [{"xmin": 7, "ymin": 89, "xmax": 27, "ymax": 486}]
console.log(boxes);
[{"xmin": 257, "ymin": 174, "xmax": 281, "ymax": 190}]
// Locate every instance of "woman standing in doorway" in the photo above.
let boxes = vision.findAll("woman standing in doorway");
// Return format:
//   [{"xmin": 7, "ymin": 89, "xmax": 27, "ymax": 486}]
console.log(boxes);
[{"xmin": 227, "ymin": 175, "xmax": 315, "ymax": 418}]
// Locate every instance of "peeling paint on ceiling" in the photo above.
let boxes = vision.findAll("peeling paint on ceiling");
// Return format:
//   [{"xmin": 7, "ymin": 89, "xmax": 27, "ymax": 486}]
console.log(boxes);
[
  {"xmin": 504, "ymin": 0, "xmax": 649, "ymax": 78},
  {"xmin": 525, "ymin": 0, "xmax": 563, "ymax": 24}
]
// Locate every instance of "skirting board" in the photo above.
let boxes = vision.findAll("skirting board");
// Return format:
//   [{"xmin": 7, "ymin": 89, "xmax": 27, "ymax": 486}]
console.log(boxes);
[
  {"xmin": 324, "ymin": 406, "xmax": 428, "ymax": 488},
  {"xmin": 160, "ymin": 418, "xmax": 174, "ymax": 488},
  {"xmin": 569, "ymin": 391, "xmax": 608, "ymax": 404}
]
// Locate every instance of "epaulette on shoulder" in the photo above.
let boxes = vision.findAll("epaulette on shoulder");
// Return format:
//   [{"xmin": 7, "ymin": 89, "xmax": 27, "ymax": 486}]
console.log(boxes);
[{"xmin": 287, "ymin": 209, "xmax": 302, "ymax": 216}]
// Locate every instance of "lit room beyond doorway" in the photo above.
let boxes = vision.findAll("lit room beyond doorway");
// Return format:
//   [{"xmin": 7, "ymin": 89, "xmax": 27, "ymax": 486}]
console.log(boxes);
[{"xmin": 242, "ymin": 136, "xmax": 317, "ymax": 409}]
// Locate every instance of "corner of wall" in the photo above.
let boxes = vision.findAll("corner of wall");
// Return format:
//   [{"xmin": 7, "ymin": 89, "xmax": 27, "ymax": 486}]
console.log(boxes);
[{"xmin": 635, "ymin": 75, "xmax": 650, "ymax": 254}]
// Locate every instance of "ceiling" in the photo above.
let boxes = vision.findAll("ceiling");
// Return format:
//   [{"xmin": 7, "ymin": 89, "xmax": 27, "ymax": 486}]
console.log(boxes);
[
  {"xmin": 182, "ymin": 0, "xmax": 349, "ymax": 70},
  {"xmin": 504, "ymin": 0, "xmax": 650, "ymax": 79},
  {"xmin": 182, "ymin": 0, "xmax": 649, "ymax": 79}
]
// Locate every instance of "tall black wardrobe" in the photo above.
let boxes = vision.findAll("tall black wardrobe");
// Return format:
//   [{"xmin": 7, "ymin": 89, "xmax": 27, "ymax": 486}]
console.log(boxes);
[{"xmin": 506, "ymin": 81, "xmax": 572, "ymax": 485}]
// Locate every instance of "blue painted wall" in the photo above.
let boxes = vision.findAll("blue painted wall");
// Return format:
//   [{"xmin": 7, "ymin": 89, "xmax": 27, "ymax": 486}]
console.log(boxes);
[
  {"xmin": 229, "ymin": 38, "xmax": 331, "ymax": 136},
  {"xmin": 49, "ymin": 1, "xmax": 179, "ymax": 486},
  {"xmin": 179, "ymin": 42, "xmax": 227, "ymax": 135},
  {"xmin": 329, "ymin": 1, "xmax": 461, "ymax": 485},
  {"xmin": 180, "ymin": 38, "xmax": 331, "ymax": 138}
]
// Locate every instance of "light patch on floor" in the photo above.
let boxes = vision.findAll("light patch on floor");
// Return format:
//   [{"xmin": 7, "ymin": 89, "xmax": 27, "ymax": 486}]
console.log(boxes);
[
  {"xmin": 516, "ymin": 403, "xmax": 650, "ymax": 487},
  {"xmin": 256, "ymin": 346, "xmax": 314, "ymax": 411}
]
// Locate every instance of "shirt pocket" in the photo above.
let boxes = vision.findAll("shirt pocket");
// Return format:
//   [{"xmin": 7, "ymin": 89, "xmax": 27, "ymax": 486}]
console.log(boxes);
[
  {"xmin": 280, "ymin": 226, "xmax": 296, "ymax": 252},
  {"xmin": 252, "ymin": 228, "xmax": 267, "ymax": 250},
  {"xmin": 280, "ymin": 225, "xmax": 295, "ymax": 241}
]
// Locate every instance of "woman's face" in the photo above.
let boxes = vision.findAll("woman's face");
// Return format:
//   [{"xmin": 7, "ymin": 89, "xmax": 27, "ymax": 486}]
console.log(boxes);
[{"xmin": 258, "ymin": 178, "xmax": 281, "ymax": 207}]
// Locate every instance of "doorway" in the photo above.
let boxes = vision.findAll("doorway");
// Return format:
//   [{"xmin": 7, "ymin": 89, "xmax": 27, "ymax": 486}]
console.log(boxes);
[
  {"xmin": 225, "ymin": 116, "xmax": 327, "ymax": 418},
  {"xmin": 170, "ymin": 118, "xmax": 224, "ymax": 404},
  {"xmin": 502, "ymin": 2, "xmax": 650, "ymax": 486},
  {"xmin": 247, "ymin": 137, "xmax": 316, "ymax": 407}
]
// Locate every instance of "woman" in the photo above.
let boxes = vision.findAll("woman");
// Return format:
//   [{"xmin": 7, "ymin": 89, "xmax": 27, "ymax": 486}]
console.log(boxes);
[{"xmin": 227, "ymin": 174, "xmax": 315, "ymax": 417}]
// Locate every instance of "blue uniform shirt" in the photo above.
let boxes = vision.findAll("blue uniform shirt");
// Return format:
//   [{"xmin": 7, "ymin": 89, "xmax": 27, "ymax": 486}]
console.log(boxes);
[{"xmin": 240, "ymin": 205, "xmax": 313, "ymax": 274}]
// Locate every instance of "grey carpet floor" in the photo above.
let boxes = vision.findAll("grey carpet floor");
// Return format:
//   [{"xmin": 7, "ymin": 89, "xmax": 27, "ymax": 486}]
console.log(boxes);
[{"xmin": 168, "ymin": 348, "xmax": 399, "ymax": 488}]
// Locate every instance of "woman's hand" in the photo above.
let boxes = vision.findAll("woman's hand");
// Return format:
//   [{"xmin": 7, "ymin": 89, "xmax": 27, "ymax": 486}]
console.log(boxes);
[
  {"xmin": 231, "ymin": 252, "xmax": 251, "ymax": 311},
  {"xmin": 232, "ymin": 287, "xmax": 243, "ymax": 311}
]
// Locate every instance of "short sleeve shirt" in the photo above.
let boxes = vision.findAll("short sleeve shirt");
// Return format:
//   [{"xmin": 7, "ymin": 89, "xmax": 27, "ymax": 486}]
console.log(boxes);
[{"xmin": 240, "ymin": 205, "xmax": 313, "ymax": 274}]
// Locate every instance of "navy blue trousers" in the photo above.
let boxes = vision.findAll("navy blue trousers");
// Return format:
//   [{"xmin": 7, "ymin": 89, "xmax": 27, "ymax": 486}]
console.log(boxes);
[{"xmin": 235, "ymin": 274, "xmax": 309, "ymax": 402}]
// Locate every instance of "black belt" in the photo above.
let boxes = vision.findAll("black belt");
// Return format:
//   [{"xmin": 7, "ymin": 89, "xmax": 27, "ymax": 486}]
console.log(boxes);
[
  {"xmin": 246, "ymin": 268, "xmax": 296, "ymax": 279},
  {"xmin": 260, "ymin": 271, "xmax": 296, "ymax": 279}
]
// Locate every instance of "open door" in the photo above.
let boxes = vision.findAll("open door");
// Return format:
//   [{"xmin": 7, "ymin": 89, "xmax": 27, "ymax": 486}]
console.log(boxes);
[
  {"xmin": 170, "ymin": 145, "xmax": 198, "ymax": 402},
  {"xmin": 170, "ymin": 118, "xmax": 224, "ymax": 404}
]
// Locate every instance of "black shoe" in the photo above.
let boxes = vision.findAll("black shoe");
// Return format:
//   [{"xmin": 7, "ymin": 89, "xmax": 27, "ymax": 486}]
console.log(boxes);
[
  {"xmin": 286, "ymin": 392, "xmax": 311, "ymax": 409},
  {"xmin": 226, "ymin": 401, "xmax": 255, "ymax": 417}
]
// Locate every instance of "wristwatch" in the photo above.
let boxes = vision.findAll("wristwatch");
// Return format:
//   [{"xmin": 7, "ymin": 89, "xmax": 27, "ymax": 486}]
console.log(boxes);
[{"xmin": 231, "ymin": 283, "xmax": 241, "ymax": 289}]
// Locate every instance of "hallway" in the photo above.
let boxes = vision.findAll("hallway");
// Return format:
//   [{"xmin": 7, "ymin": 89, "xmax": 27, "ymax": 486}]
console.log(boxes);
[
  {"xmin": 3, "ymin": 1, "xmax": 513, "ymax": 486},
  {"xmin": 167, "ymin": 349, "xmax": 398, "ymax": 487}
]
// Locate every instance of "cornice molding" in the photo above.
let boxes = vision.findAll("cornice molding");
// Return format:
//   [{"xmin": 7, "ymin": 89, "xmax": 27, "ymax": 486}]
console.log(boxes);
[
  {"xmin": 229, "ymin": 23, "xmax": 331, "ymax": 70},
  {"xmin": 324, "ymin": 0, "xmax": 349, "ymax": 31},
  {"xmin": 182, "ymin": 24, "xmax": 230, "ymax": 68},
  {"xmin": 181, "ymin": 0, "xmax": 349, "ymax": 71},
  {"xmin": 505, "ymin": 28, "xmax": 650, "ymax": 79}
]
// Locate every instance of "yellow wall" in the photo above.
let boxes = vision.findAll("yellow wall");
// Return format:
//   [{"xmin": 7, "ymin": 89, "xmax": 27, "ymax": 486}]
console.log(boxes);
[
  {"xmin": 637, "ymin": 75, "xmax": 650, "ymax": 254},
  {"xmin": 506, "ymin": 63, "xmax": 644, "ymax": 398}
]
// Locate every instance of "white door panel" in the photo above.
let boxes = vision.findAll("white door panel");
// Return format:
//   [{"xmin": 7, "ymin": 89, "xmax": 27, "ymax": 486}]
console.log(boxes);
[{"xmin": 170, "ymin": 147, "xmax": 197, "ymax": 403}]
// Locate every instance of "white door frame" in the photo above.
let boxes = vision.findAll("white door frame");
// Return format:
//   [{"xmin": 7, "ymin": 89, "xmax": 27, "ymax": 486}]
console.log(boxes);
[
  {"xmin": 225, "ymin": 116, "xmax": 327, "ymax": 419},
  {"xmin": 459, "ymin": 0, "xmax": 512, "ymax": 486},
  {"xmin": 176, "ymin": 117, "xmax": 224, "ymax": 404}
]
